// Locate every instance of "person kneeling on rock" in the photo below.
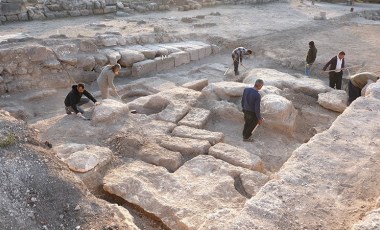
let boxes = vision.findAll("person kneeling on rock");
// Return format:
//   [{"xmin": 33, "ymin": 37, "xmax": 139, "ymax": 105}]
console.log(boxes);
[
  {"xmin": 64, "ymin": 83, "xmax": 100, "ymax": 119},
  {"xmin": 347, "ymin": 72, "xmax": 379, "ymax": 106}
]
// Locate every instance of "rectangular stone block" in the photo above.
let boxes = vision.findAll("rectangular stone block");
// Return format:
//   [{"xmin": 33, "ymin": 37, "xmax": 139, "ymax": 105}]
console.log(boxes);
[
  {"xmin": 68, "ymin": 10, "xmax": 81, "ymax": 17},
  {"xmin": 54, "ymin": 11, "xmax": 68, "ymax": 18},
  {"xmin": 93, "ymin": 8, "xmax": 104, "ymax": 14},
  {"xmin": 154, "ymin": 56, "xmax": 175, "ymax": 72},
  {"xmin": 178, "ymin": 108, "xmax": 211, "ymax": 129},
  {"xmin": 132, "ymin": 59, "xmax": 156, "ymax": 77},
  {"xmin": 5, "ymin": 14, "xmax": 18, "ymax": 21},
  {"xmin": 186, "ymin": 48, "xmax": 199, "ymax": 61},
  {"xmin": 169, "ymin": 51, "xmax": 190, "ymax": 67},
  {"xmin": 44, "ymin": 12, "xmax": 55, "ymax": 19},
  {"xmin": 2, "ymin": 2, "xmax": 21, "ymax": 15},
  {"xmin": 104, "ymin": 6, "xmax": 116, "ymax": 13},
  {"xmin": 80, "ymin": 9, "xmax": 90, "ymax": 16},
  {"xmin": 18, "ymin": 12, "xmax": 28, "ymax": 21}
]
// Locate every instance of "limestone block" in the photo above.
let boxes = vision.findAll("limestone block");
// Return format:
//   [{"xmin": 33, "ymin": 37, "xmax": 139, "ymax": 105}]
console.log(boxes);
[
  {"xmin": 127, "ymin": 94, "xmax": 170, "ymax": 115},
  {"xmin": 172, "ymin": 125, "xmax": 223, "ymax": 145},
  {"xmin": 92, "ymin": 99, "xmax": 130, "ymax": 124},
  {"xmin": 64, "ymin": 146, "xmax": 113, "ymax": 173},
  {"xmin": 94, "ymin": 53, "xmax": 108, "ymax": 66},
  {"xmin": 97, "ymin": 35, "xmax": 118, "ymax": 47},
  {"xmin": 204, "ymin": 81, "xmax": 247, "ymax": 100},
  {"xmin": 169, "ymin": 51, "xmax": 190, "ymax": 67},
  {"xmin": 261, "ymin": 94, "xmax": 297, "ymax": 133},
  {"xmin": 18, "ymin": 12, "xmax": 28, "ymax": 21},
  {"xmin": 2, "ymin": 2, "xmax": 22, "ymax": 15},
  {"xmin": 182, "ymin": 78, "xmax": 208, "ymax": 91},
  {"xmin": 42, "ymin": 59, "xmax": 62, "ymax": 69},
  {"xmin": 318, "ymin": 90, "xmax": 348, "ymax": 113},
  {"xmin": 5, "ymin": 14, "xmax": 19, "ymax": 21},
  {"xmin": 138, "ymin": 143, "xmax": 183, "ymax": 172},
  {"xmin": 119, "ymin": 49, "xmax": 145, "ymax": 67},
  {"xmin": 132, "ymin": 59, "xmax": 156, "ymax": 77},
  {"xmin": 26, "ymin": 45, "xmax": 55, "ymax": 62},
  {"xmin": 103, "ymin": 49, "xmax": 121, "ymax": 65},
  {"xmin": 364, "ymin": 79, "xmax": 380, "ymax": 99},
  {"xmin": 80, "ymin": 9, "xmax": 91, "ymax": 16},
  {"xmin": 77, "ymin": 55, "xmax": 96, "ymax": 71},
  {"xmin": 240, "ymin": 171, "xmax": 270, "ymax": 196},
  {"xmin": 52, "ymin": 44, "xmax": 79, "ymax": 61},
  {"xmin": 211, "ymin": 44, "xmax": 221, "ymax": 54},
  {"xmin": 244, "ymin": 68, "xmax": 331, "ymax": 97},
  {"xmin": 158, "ymin": 135, "xmax": 211, "ymax": 156},
  {"xmin": 79, "ymin": 40, "xmax": 98, "ymax": 52},
  {"xmin": 177, "ymin": 107, "xmax": 211, "ymax": 129},
  {"xmin": 104, "ymin": 6, "xmax": 117, "ymax": 14},
  {"xmin": 154, "ymin": 56, "xmax": 175, "ymax": 72},
  {"xmin": 209, "ymin": 143, "xmax": 264, "ymax": 172},
  {"xmin": 68, "ymin": 10, "xmax": 81, "ymax": 17},
  {"xmin": 157, "ymin": 102, "xmax": 191, "ymax": 123},
  {"xmin": 103, "ymin": 155, "xmax": 251, "ymax": 229},
  {"xmin": 93, "ymin": 8, "xmax": 104, "ymax": 14},
  {"xmin": 186, "ymin": 48, "xmax": 199, "ymax": 61}
]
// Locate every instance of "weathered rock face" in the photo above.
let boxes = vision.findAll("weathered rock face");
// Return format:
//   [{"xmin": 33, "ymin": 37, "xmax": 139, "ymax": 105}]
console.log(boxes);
[
  {"xmin": 157, "ymin": 135, "xmax": 211, "ymax": 156},
  {"xmin": 243, "ymin": 68, "xmax": 331, "ymax": 97},
  {"xmin": 261, "ymin": 94, "xmax": 297, "ymax": 134},
  {"xmin": 177, "ymin": 107, "xmax": 210, "ymax": 128},
  {"xmin": 318, "ymin": 90, "xmax": 348, "ymax": 113},
  {"xmin": 224, "ymin": 95, "xmax": 380, "ymax": 230},
  {"xmin": 103, "ymin": 155, "xmax": 269, "ymax": 230},
  {"xmin": 364, "ymin": 79, "xmax": 380, "ymax": 99}
]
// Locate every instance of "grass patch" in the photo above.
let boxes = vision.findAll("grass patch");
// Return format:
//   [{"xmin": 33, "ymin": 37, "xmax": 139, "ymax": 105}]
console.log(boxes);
[{"xmin": 0, "ymin": 133, "xmax": 17, "ymax": 148}]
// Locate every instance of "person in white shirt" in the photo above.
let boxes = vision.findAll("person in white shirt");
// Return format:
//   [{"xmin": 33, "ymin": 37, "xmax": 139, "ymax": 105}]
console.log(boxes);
[{"xmin": 323, "ymin": 51, "xmax": 345, "ymax": 89}]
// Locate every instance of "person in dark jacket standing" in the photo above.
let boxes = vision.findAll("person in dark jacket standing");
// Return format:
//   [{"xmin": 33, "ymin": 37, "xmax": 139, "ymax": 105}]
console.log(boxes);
[
  {"xmin": 241, "ymin": 79, "xmax": 265, "ymax": 142},
  {"xmin": 232, "ymin": 47, "xmax": 252, "ymax": 76},
  {"xmin": 64, "ymin": 83, "xmax": 100, "ymax": 118},
  {"xmin": 323, "ymin": 51, "xmax": 345, "ymax": 89},
  {"xmin": 305, "ymin": 41, "xmax": 317, "ymax": 76}
]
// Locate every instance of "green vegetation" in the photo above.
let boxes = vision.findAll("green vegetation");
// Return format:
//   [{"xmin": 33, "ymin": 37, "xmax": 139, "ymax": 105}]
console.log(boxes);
[{"xmin": 0, "ymin": 133, "xmax": 17, "ymax": 148}]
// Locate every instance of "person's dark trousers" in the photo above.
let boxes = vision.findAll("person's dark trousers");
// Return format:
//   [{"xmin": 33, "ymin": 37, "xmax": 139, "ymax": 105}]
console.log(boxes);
[
  {"xmin": 242, "ymin": 110, "xmax": 259, "ymax": 139},
  {"xmin": 329, "ymin": 71, "xmax": 343, "ymax": 89},
  {"xmin": 232, "ymin": 54, "xmax": 239, "ymax": 75},
  {"xmin": 65, "ymin": 98, "xmax": 90, "ymax": 114},
  {"xmin": 348, "ymin": 80, "xmax": 361, "ymax": 104}
]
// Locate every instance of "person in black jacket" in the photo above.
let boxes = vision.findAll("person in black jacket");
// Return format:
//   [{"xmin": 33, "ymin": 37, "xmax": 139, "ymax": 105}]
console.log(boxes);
[
  {"xmin": 323, "ymin": 51, "xmax": 345, "ymax": 89},
  {"xmin": 64, "ymin": 83, "xmax": 100, "ymax": 117},
  {"xmin": 305, "ymin": 41, "xmax": 317, "ymax": 76}
]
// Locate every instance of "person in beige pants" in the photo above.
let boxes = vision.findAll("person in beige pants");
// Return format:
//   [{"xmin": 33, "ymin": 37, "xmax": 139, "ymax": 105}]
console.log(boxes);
[{"xmin": 97, "ymin": 64, "xmax": 121, "ymax": 99}]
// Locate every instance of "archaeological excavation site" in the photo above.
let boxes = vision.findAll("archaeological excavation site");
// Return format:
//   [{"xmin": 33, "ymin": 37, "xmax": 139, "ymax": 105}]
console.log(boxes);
[{"xmin": 1, "ymin": 0, "xmax": 380, "ymax": 229}]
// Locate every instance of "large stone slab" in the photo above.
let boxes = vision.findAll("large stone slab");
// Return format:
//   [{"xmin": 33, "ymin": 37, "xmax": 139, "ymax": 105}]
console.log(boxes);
[
  {"xmin": 244, "ymin": 68, "xmax": 331, "ymax": 97},
  {"xmin": 203, "ymin": 81, "xmax": 248, "ymax": 100},
  {"xmin": 261, "ymin": 94, "xmax": 298, "ymax": 134},
  {"xmin": 209, "ymin": 143, "xmax": 264, "ymax": 172},
  {"xmin": 132, "ymin": 59, "xmax": 157, "ymax": 77},
  {"xmin": 364, "ymin": 79, "xmax": 380, "ymax": 99},
  {"xmin": 157, "ymin": 102, "xmax": 191, "ymax": 123},
  {"xmin": 177, "ymin": 107, "xmax": 211, "ymax": 128},
  {"xmin": 318, "ymin": 90, "xmax": 348, "ymax": 113},
  {"xmin": 138, "ymin": 143, "xmax": 183, "ymax": 172},
  {"xmin": 157, "ymin": 135, "xmax": 211, "ymax": 156},
  {"xmin": 225, "ymin": 96, "xmax": 380, "ymax": 229},
  {"xmin": 127, "ymin": 94, "xmax": 170, "ymax": 115},
  {"xmin": 104, "ymin": 155, "xmax": 263, "ymax": 229},
  {"xmin": 92, "ymin": 99, "xmax": 130, "ymax": 124},
  {"xmin": 172, "ymin": 125, "xmax": 224, "ymax": 145}
]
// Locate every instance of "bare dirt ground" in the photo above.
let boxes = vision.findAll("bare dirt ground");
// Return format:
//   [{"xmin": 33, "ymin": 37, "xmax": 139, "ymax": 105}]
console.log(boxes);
[{"xmin": 1, "ymin": 0, "xmax": 380, "ymax": 229}]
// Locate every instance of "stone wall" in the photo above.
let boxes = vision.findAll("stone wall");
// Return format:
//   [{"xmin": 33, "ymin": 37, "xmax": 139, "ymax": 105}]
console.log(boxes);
[
  {"xmin": 0, "ymin": 33, "xmax": 220, "ymax": 94},
  {"xmin": 0, "ymin": 0, "xmax": 279, "ymax": 24}
]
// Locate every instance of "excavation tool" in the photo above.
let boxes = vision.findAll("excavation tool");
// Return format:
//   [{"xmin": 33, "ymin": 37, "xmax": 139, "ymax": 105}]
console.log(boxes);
[
  {"xmin": 324, "ymin": 61, "xmax": 366, "ymax": 73},
  {"xmin": 224, "ymin": 64, "xmax": 233, "ymax": 75},
  {"xmin": 78, "ymin": 113, "xmax": 91, "ymax": 120}
]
